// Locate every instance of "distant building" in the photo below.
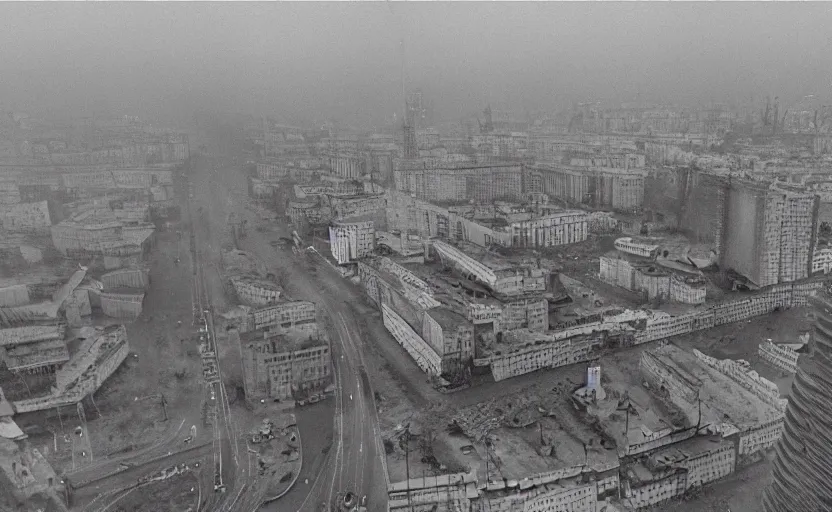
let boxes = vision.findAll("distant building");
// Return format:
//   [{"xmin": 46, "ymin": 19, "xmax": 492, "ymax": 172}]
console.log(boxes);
[
  {"xmin": 523, "ymin": 163, "xmax": 646, "ymax": 212},
  {"xmin": 393, "ymin": 163, "xmax": 523, "ymax": 203}
]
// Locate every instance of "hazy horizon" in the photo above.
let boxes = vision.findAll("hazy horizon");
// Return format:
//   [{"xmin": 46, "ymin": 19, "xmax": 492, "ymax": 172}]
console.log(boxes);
[{"xmin": 2, "ymin": 2, "xmax": 831, "ymax": 128}]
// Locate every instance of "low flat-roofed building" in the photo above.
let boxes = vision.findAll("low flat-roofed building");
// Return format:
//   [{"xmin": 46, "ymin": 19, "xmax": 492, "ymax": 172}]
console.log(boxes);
[
  {"xmin": 428, "ymin": 240, "xmax": 547, "ymax": 298},
  {"xmin": 640, "ymin": 344, "xmax": 785, "ymax": 431},
  {"xmin": 645, "ymin": 435, "xmax": 736, "ymax": 489},
  {"xmin": 393, "ymin": 259, "xmax": 548, "ymax": 335},
  {"xmin": 12, "ymin": 325, "xmax": 129, "ymax": 413},
  {"xmin": 249, "ymin": 301, "xmax": 317, "ymax": 332},
  {"xmin": 622, "ymin": 434, "xmax": 736, "ymax": 509},
  {"xmin": 0, "ymin": 324, "xmax": 67, "ymax": 373},
  {"xmin": 230, "ymin": 276, "xmax": 282, "ymax": 306},
  {"xmin": 50, "ymin": 214, "xmax": 154, "ymax": 258},
  {"xmin": 600, "ymin": 250, "xmax": 706, "ymax": 305},
  {"xmin": 614, "ymin": 236, "xmax": 662, "ymax": 258},
  {"xmin": 0, "ymin": 436, "xmax": 63, "ymax": 508}
]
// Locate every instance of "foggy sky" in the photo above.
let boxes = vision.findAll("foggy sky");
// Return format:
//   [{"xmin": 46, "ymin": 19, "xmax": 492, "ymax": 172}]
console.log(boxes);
[{"xmin": 1, "ymin": 2, "xmax": 831, "ymax": 127}]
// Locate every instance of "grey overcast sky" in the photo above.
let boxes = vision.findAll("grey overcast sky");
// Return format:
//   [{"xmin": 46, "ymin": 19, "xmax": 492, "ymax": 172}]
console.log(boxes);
[{"xmin": 1, "ymin": 2, "xmax": 831, "ymax": 127}]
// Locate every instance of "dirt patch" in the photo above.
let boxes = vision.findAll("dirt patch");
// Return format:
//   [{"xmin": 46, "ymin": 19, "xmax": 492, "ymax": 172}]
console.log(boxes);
[{"xmin": 111, "ymin": 472, "xmax": 200, "ymax": 512}]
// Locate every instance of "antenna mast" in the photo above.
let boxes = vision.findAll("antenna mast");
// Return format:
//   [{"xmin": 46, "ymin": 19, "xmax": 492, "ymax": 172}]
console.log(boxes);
[{"xmin": 400, "ymin": 39, "xmax": 406, "ymax": 120}]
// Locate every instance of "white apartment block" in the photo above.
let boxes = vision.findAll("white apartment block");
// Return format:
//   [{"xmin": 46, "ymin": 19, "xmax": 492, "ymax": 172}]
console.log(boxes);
[
  {"xmin": 382, "ymin": 303, "xmax": 442, "ymax": 376},
  {"xmin": 758, "ymin": 340, "xmax": 799, "ymax": 374},
  {"xmin": 329, "ymin": 220, "xmax": 375, "ymax": 265},
  {"xmin": 252, "ymin": 301, "xmax": 317, "ymax": 331},
  {"xmin": 614, "ymin": 237, "xmax": 660, "ymax": 258},
  {"xmin": 599, "ymin": 254, "xmax": 706, "ymax": 304},
  {"xmin": 231, "ymin": 277, "xmax": 281, "ymax": 306},
  {"xmin": 812, "ymin": 247, "xmax": 832, "ymax": 274},
  {"xmin": 737, "ymin": 418, "xmax": 784, "ymax": 456},
  {"xmin": 507, "ymin": 211, "xmax": 588, "ymax": 248},
  {"xmin": 523, "ymin": 482, "xmax": 597, "ymax": 512}
]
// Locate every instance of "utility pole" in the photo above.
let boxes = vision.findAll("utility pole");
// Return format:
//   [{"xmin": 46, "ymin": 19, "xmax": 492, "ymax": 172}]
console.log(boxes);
[
  {"xmin": 696, "ymin": 388, "xmax": 702, "ymax": 432},
  {"xmin": 160, "ymin": 394, "xmax": 168, "ymax": 422},
  {"xmin": 88, "ymin": 394, "xmax": 101, "ymax": 418},
  {"xmin": 582, "ymin": 441, "xmax": 588, "ymax": 467},
  {"xmin": 400, "ymin": 39, "xmax": 406, "ymax": 121},
  {"xmin": 483, "ymin": 429, "xmax": 491, "ymax": 488},
  {"xmin": 401, "ymin": 424, "xmax": 413, "ymax": 512},
  {"xmin": 262, "ymin": 116, "xmax": 269, "ymax": 158},
  {"xmin": 624, "ymin": 396, "xmax": 630, "ymax": 453}
]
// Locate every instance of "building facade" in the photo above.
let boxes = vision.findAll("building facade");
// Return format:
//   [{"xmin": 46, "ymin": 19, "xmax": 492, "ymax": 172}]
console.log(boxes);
[
  {"xmin": 329, "ymin": 220, "xmax": 375, "ymax": 264},
  {"xmin": 241, "ymin": 331, "xmax": 331, "ymax": 402},
  {"xmin": 507, "ymin": 211, "xmax": 588, "ymax": 248}
]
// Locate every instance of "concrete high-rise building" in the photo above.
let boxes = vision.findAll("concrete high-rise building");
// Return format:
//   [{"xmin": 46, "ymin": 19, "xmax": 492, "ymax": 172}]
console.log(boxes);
[
  {"xmin": 721, "ymin": 183, "xmax": 818, "ymax": 287},
  {"xmin": 762, "ymin": 290, "xmax": 832, "ymax": 511}
]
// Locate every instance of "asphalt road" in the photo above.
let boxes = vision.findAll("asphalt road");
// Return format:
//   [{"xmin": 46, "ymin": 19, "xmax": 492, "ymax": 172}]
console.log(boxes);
[
  {"xmin": 66, "ymin": 160, "xmax": 224, "ymax": 512},
  {"xmin": 189, "ymin": 153, "xmax": 251, "ymax": 511},
  {"xmin": 71, "ymin": 442, "xmax": 212, "ymax": 509},
  {"xmin": 66, "ymin": 419, "xmax": 190, "ymax": 487},
  {"xmin": 188, "ymin": 150, "xmax": 388, "ymax": 511}
]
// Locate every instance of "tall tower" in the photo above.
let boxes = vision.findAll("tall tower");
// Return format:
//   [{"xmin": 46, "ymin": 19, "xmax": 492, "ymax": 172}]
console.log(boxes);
[
  {"xmin": 403, "ymin": 100, "xmax": 418, "ymax": 159},
  {"xmin": 483, "ymin": 105, "xmax": 494, "ymax": 133},
  {"xmin": 262, "ymin": 116, "xmax": 269, "ymax": 157},
  {"xmin": 762, "ymin": 289, "xmax": 832, "ymax": 511},
  {"xmin": 400, "ymin": 39, "xmax": 417, "ymax": 159}
]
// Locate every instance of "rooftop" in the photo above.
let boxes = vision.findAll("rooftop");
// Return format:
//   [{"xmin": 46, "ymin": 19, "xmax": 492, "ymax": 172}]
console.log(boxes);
[
  {"xmin": 240, "ymin": 330, "xmax": 324, "ymax": 353},
  {"xmin": 425, "ymin": 307, "xmax": 469, "ymax": 331},
  {"xmin": 0, "ymin": 437, "xmax": 58, "ymax": 496},
  {"xmin": 400, "ymin": 261, "xmax": 503, "ymax": 307},
  {"xmin": 0, "ymin": 324, "xmax": 65, "ymax": 348},
  {"xmin": 0, "ymin": 388, "xmax": 14, "ymax": 417},
  {"xmin": 451, "ymin": 390, "xmax": 620, "ymax": 480},
  {"xmin": 646, "ymin": 343, "xmax": 783, "ymax": 429},
  {"xmin": 59, "ymin": 325, "xmax": 127, "ymax": 385},
  {"xmin": 647, "ymin": 434, "xmax": 733, "ymax": 469},
  {"xmin": 231, "ymin": 275, "xmax": 282, "ymax": 292}
]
